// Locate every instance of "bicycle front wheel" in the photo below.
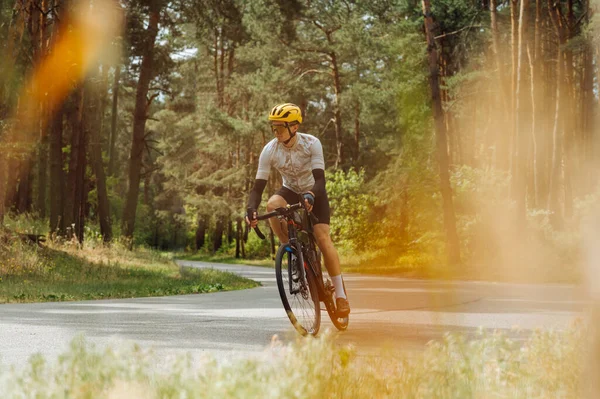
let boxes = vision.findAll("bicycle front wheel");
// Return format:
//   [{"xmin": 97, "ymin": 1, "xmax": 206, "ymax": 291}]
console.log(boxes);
[{"xmin": 275, "ymin": 244, "xmax": 321, "ymax": 336}]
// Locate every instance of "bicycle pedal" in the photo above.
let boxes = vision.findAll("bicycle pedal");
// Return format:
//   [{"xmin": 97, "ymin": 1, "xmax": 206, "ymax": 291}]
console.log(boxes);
[{"xmin": 324, "ymin": 280, "xmax": 335, "ymax": 292}]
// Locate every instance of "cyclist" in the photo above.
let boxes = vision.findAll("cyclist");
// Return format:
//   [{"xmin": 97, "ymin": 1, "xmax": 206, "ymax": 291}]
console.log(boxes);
[{"xmin": 246, "ymin": 103, "xmax": 350, "ymax": 317}]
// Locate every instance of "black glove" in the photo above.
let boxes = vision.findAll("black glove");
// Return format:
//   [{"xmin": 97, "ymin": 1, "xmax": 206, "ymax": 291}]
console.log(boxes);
[
  {"xmin": 246, "ymin": 208, "xmax": 257, "ymax": 224},
  {"xmin": 303, "ymin": 192, "xmax": 315, "ymax": 206}
]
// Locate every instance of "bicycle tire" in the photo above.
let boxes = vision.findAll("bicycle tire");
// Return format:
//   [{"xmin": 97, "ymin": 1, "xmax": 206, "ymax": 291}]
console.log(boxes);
[
  {"xmin": 275, "ymin": 244, "xmax": 321, "ymax": 336},
  {"xmin": 324, "ymin": 276, "xmax": 349, "ymax": 331}
]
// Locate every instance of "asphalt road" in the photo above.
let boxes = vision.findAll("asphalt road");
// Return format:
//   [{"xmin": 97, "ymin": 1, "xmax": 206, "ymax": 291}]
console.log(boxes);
[{"xmin": 0, "ymin": 261, "xmax": 587, "ymax": 368}]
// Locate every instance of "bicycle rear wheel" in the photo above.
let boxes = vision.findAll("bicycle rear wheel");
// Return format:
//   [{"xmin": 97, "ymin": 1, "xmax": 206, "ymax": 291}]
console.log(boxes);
[{"xmin": 275, "ymin": 244, "xmax": 321, "ymax": 336}]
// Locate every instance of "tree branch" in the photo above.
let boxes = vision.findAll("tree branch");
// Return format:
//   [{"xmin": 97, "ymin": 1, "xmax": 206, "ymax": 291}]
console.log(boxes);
[
  {"xmin": 434, "ymin": 25, "xmax": 483, "ymax": 40},
  {"xmin": 319, "ymin": 118, "xmax": 334, "ymax": 137},
  {"xmin": 297, "ymin": 69, "xmax": 332, "ymax": 80},
  {"xmin": 34, "ymin": 2, "xmax": 56, "ymax": 17},
  {"xmin": 573, "ymin": 10, "xmax": 589, "ymax": 29},
  {"xmin": 279, "ymin": 38, "xmax": 330, "ymax": 56},
  {"xmin": 149, "ymin": 86, "xmax": 172, "ymax": 95},
  {"xmin": 140, "ymin": 166, "xmax": 159, "ymax": 178},
  {"xmin": 146, "ymin": 93, "xmax": 160, "ymax": 112},
  {"xmin": 313, "ymin": 20, "xmax": 341, "ymax": 35}
]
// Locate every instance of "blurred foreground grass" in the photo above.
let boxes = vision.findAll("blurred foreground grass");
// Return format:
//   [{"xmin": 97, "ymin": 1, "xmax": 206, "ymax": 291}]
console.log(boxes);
[
  {"xmin": 0, "ymin": 229, "xmax": 259, "ymax": 303},
  {"xmin": 0, "ymin": 322, "xmax": 587, "ymax": 398}
]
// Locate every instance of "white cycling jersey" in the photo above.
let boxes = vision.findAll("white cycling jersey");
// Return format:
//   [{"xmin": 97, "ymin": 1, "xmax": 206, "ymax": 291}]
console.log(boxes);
[{"xmin": 256, "ymin": 132, "xmax": 325, "ymax": 194}]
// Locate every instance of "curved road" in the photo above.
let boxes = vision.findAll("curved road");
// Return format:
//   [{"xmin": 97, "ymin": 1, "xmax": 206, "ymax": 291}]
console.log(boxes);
[{"xmin": 0, "ymin": 260, "xmax": 586, "ymax": 368}]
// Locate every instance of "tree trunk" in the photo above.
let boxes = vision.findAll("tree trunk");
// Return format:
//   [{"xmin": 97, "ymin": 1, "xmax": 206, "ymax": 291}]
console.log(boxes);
[
  {"xmin": 0, "ymin": 155, "xmax": 5, "ymax": 225},
  {"xmin": 122, "ymin": 4, "xmax": 161, "ymax": 242},
  {"xmin": 37, "ymin": 114, "xmax": 48, "ymax": 217},
  {"xmin": 99, "ymin": 64, "xmax": 109, "ymax": 148},
  {"xmin": 490, "ymin": 0, "xmax": 510, "ymax": 169},
  {"xmin": 514, "ymin": 0, "xmax": 530, "ymax": 222},
  {"xmin": 563, "ymin": 1, "xmax": 575, "ymax": 218},
  {"xmin": 527, "ymin": 46, "xmax": 538, "ymax": 208},
  {"xmin": 547, "ymin": 50, "xmax": 563, "ymax": 228},
  {"xmin": 354, "ymin": 101, "xmax": 360, "ymax": 162},
  {"xmin": 582, "ymin": 28, "xmax": 594, "ymax": 186},
  {"xmin": 49, "ymin": 106, "xmax": 64, "ymax": 235},
  {"xmin": 509, "ymin": 0, "xmax": 519, "ymax": 181},
  {"xmin": 331, "ymin": 51, "xmax": 344, "ymax": 169},
  {"xmin": 195, "ymin": 215, "xmax": 206, "ymax": 250},
  {"xmin": 108, "ymin": 64, "xmax": 121, "ymax": 176},
  {"xmin": 227, "ymin": 218, "xmax": 234, "ymax": 244},
  {"xmin": 547, "ymin": 0, "xmax": 567, "ymax": 227},
  {"xmin": 35, "ymin": 0, "xmax": 49, "ymax": 218},
  {"xmin": 219, "ymin": 33, "xmax": 225, "ymax": 109},
  {"xmin": 16, "ymin": 160, "xmax": 33, "ymax": 213},
  {"xmin": 4, "ymin": 156, "xmax": 19, "ymax": 212},
  {"xmin": 64, "ymin": 85, "xmax": 86, "ymax": 241},
  {"xmin": 213, "ymin": 217, "xmax": 224, "ymax": 253},
  {"xmin": 532, "ymin": 0, "xmax": 544, "ymax": 206},
  {"xmin": 213, "ymin": 31, "xmax": 221, "ymax": 109},
  {"xmin": 422, "ymin": 0, "xmax": 461, "ymax": 264},
  {"xmin": 235, "ymin": 217, "xmax": 241, "ymax": 258},
  {"xmin": 74, "ymin": 90, "xmax": 90, "ymax": 244},
  {"xmin": 89, "ymin": 68, "xmax": 112, "ymax": 243}
]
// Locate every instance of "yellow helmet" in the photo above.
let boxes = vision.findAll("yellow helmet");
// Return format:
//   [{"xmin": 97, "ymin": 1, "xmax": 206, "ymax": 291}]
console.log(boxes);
[{"xmin": 268, "ymin": 103, "xmax": 303, "ymax": 124}]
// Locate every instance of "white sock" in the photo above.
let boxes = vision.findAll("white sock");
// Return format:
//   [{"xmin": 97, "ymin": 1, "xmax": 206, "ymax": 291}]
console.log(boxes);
[{"xmin": 331, "ymin": 274, "xmax": 346, "ymax": 299}]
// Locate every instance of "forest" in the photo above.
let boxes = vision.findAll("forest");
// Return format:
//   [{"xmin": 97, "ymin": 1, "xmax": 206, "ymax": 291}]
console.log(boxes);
[{"xmin": 1, "ymin": 0, "xmax": 598, "ymax": 282}]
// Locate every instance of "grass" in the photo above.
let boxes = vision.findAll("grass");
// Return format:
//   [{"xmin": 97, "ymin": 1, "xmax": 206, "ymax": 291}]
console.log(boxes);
[
  {"xmin": 178, "ymin": 252, "xmax": 274, "ymax": 268},
  {"xmin": 0, "ymin": 321, "xmax": 588, "ymax": 398},
  {"xmin": 0, "ymin": 230, "xmax": 259, "ymax": 303}
]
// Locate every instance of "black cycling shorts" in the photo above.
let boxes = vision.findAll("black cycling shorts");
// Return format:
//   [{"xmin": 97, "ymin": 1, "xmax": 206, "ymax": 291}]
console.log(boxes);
[{"xmin": 274, "ymin": 186, "xmax": 330, "ymax": 225}]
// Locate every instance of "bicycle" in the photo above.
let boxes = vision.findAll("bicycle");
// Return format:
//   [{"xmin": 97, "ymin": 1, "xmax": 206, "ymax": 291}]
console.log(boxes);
[{"xmin": 248, "ymin": 202, "xmax": 349, "ymax": 336}]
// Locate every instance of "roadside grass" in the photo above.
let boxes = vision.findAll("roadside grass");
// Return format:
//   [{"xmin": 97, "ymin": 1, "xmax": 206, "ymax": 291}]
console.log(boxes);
[
  {"xmin": 0, "ymin": 230, "xmax": 259, "ymax": 303},
  {"xmin": 178, "ymin": 252, "xmax": 274, "ymax": 268},
  {"xmin": 0, "ymin": 322, "xmax": 587, "ymax": 398}
]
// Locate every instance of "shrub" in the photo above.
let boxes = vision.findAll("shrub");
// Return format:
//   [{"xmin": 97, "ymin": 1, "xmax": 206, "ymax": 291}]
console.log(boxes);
[{"xmin": 327, "ymin": 168, "xmax": 376, "ymax": 251}]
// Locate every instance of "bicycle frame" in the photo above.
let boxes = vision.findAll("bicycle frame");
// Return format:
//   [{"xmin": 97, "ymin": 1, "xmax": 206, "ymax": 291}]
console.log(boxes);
[
  {"xmin": 254, "ymin": 203, "xmax": 325, "ymax": 299},
  {"xmin": 286, "ymin": 211, "xmax": 327, "ymax": 301}
]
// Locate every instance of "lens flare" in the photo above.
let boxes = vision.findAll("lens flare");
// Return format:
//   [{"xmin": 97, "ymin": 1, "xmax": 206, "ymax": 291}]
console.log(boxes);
[{"xmin": 2, "ymin": 0, "xmax": 123, "ymax": 152}]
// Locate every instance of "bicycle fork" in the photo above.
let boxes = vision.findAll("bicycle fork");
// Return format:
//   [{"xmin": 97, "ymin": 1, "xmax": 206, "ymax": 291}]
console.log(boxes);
[{"xmin": 286, "ymin": 234, "xmax": 307, "ymax": 295}]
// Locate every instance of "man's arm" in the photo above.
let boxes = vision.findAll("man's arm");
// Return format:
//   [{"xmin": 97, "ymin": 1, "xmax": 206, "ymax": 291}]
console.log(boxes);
[
  {"xmin": 308, "ymin": 138, "xmax": 326, "ymax": 198},
  {"xmin": 248, "ymin": 179, "xmax": 267, "ymax": 210},
  {"xmin": 309, "ymin": 169, "xmax": 326, "ymax": 198},
  {"xmin": 248, "ymin": 144, "xmax": 272, "ymax": 209},
  {"xmin": 247, "ymin": 145, "xmax": 271, "ymax": 225}
]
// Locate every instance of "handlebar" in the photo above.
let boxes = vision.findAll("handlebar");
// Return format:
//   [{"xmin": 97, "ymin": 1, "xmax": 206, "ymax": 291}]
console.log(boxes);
[
  {"xmin": 256, "ymin": 203, "xmax": 303, "ymax": 221},
  {"xmin": 248, "ymin": 202, "xmax": 318, "ymax": 240}
]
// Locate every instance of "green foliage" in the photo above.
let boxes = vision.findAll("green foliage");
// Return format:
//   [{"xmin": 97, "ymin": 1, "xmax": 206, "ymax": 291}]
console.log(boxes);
[
  {"xmin": 243, "ymin": 226, "xmax": 272, "ymax": 258},
  {"xmin": 2, "ymin": 212, "xmax": 48, "ymax": 236},
  {"xmin": 327, "ymin": 169, "xmax": 375, "ymax": 251}
]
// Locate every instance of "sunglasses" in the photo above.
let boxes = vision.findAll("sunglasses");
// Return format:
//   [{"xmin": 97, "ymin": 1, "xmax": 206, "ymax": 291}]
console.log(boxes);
[{"xmin": 271, "ymin": 124, "xmax": 289, "ymax": 134}]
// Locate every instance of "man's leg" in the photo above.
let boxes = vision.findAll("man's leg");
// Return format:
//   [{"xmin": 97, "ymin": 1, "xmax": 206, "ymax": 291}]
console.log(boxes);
[
  {"xmin": 313, "ymin": 224, "xmax": 341, "ymax": 276},
  {"xmin": 313, "ymin": 224, "xmax": 350, "ymax": 315},
  {"xmin": 267, "ymin": 195, "xmax": 288, "ymax": 244}
]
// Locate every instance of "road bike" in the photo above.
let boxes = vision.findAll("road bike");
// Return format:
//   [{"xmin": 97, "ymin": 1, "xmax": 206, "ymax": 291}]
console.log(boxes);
[{"xmin": 249, "ymin": 202, "xmax": 349, "ymax": 336}]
